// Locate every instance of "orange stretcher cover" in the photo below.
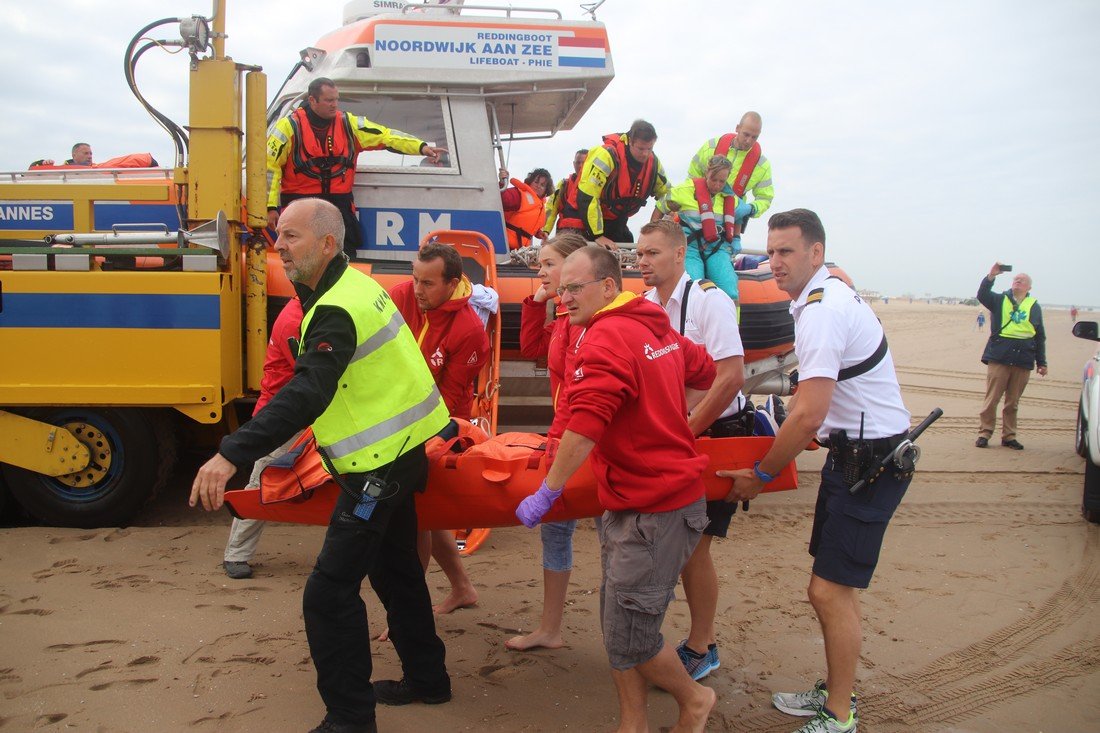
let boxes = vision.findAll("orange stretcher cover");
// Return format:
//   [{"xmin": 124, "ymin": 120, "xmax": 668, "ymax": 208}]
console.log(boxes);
[{"xmin": 223, "ymin": 434, "xmax": 797, "ymax": 530}]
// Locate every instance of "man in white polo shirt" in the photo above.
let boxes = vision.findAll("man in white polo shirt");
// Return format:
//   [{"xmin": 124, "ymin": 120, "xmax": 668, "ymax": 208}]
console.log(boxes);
[
  {"xmin": 722, "ymin": 209, "xmax": 911, "ymax": 733},
  {"xmin": 636, "ymin": 218, "xmax": 746, "ymax": 682}
]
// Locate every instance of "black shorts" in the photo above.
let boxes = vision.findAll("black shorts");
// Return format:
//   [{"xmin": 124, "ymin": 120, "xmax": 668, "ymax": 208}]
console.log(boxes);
[
  {"xmin": 808, "ymin": 452, "xmax": 911, "ymax": 588},
  {"xmin": 703, "ymin": 499, "xmax": 738, "ymax": 538}
]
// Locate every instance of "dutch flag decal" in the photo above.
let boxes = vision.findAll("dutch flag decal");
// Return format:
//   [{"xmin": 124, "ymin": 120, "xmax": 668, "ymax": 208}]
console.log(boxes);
[{"xmin": 557, "ymin": 36, "xmax": 607, "ymax": 68}]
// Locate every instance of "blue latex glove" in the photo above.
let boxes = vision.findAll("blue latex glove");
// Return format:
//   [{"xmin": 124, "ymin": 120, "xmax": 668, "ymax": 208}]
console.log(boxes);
[
  {"xmin": 516, "ymin": 480, "xmax": 563, "ymax": 528},
  {"xmin": 731, "ymin": 235, "xmax": 742, "ymax": 255},
  {"xmin": 734, "ymin": 202, "xmax": 754, "ymax": 220}
]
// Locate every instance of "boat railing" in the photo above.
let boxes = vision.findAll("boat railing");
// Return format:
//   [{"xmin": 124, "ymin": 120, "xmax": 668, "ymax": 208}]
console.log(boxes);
[
  {"xmin": 400, "ymin": 2, "xmax": 564, "ymax": 19},
  {"xmin": 1, "ymin": 168, "xmax": 173, "ymax": 185}
]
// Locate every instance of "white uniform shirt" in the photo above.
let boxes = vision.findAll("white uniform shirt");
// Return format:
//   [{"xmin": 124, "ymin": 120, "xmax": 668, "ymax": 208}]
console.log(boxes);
[
  {"xmin": 645, "ymin": 272, "xmax": 745, "ymax": 418},
  {"xmin": 791, "ymin": 266, "xmax": 910, "ymax": 440}
]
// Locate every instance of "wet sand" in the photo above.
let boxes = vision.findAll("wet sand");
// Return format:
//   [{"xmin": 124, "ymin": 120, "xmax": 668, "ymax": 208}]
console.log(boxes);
[{"xmin": 1, "ymin": 301, "xmax": 1098, "ymax": 732}]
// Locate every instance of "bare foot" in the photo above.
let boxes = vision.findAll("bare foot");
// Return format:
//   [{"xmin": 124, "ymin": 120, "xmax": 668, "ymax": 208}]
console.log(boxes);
[
  {"xmin": 671, "ymin": 684, "xmax": 716, "ymax": 733},
  {"xmin": 433, "ymin": 587, "xmax": 478, "ymax": 615},
  {"xmin": 504, "ymin": 629, "xmax": 564, "ymax": 651},
  {"xmin": 372, "ymin": 626, "xmax": 391, "ymax": 643}
]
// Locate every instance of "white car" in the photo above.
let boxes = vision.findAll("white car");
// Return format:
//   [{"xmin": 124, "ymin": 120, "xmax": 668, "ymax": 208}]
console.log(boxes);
[{"xmin": 1073, "ymin": 320, "xmax": 1100, "ymax": 523}]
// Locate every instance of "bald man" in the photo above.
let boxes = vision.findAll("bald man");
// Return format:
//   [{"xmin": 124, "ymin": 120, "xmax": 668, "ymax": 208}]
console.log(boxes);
[
  {"xmin": 191, "ymin": 197, "xmax": 452, "ymax": 732},
  {"xmin": 687, "ymin": 112, "xmax": 775, "ymax": 239},
  {"xmin": 975, "ymin": 263, "xmax": 1047, "ymax": 450}
]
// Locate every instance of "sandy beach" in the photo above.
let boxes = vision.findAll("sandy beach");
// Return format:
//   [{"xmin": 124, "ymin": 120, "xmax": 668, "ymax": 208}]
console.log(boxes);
[{"xmin": 2, "ymin": 300, "xmax": 1098, "ymax": 732}]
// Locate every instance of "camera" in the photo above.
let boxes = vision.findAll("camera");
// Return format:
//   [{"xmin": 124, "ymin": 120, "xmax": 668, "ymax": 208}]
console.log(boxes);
[{"xmin": 1000, "ymin": 264, "xmax": 1013, "ymax": 272}]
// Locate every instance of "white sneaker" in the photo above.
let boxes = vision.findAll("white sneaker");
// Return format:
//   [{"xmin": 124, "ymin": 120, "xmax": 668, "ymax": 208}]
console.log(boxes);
[
  {"xmin": 772, "ymin": 680, "xmax": 857, "ymax": 717},
  {"xmin": 792, "ymin": 710, "xmax": 857, "ymax": 733}
]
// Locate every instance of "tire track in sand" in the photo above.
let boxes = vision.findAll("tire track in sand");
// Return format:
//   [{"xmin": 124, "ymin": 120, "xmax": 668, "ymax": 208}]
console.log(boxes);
[{"xmin": 726, "ymin": 515, "xmax": 1097, "ymax": 731}]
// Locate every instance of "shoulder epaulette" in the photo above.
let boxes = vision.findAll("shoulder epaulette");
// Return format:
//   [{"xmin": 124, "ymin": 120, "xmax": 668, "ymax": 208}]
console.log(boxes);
[
  {"xmin": 806, "ymin": 287, "xmax": 825, "ymax": 304},
  {"xmin": 697, "ymin": 279, "xmax": 718, "ymax": 292}
]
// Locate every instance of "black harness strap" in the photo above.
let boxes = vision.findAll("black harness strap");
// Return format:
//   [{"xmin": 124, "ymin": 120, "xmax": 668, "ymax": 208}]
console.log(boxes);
[
  {"xmin": 837, "ymin": 334, "xmax": 888, "ymax": 382},
  {"xmin": 679, "ymin": 279, "xmax": 693, "ymax": 335},
  {"xmin": 819, "ymin": 276, "xmax": 889, "ymax": 383}
]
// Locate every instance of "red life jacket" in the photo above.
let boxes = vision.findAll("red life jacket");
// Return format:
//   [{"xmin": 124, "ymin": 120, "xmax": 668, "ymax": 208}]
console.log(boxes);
[
  {"xmin": 599, "ymin": 133, "xmax": 657, "ymax": 220},
  {"xmin": 714, "ymin": 134, "xmax": 762, "ymax": 198},
  {"xmin": 504, "ymin": 178, "xmax": 547, "ymax": 250},
  {"xmin": 690, "ymin": 177, "xmax": 737, "ymax": 243},
  {"xmin": 555, "ymin": 173, "xmax": 584, "ymax": 230},
  {"xmin": 281, "ymin": 107, "xmax": 358, "ymax": 196}
]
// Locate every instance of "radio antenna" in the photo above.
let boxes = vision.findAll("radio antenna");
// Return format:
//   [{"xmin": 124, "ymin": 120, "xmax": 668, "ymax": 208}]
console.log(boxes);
[{"xmin": 580, "ymin": 0, "xmax": 608, "ymax": 20}]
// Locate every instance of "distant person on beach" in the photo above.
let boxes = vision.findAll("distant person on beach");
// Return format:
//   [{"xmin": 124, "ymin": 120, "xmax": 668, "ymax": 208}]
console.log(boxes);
[
  {"xmin": 720, "ymin": 209, "xmax": 912, "ymax": 733},
  {"xmin": 975, "ymin": 263, "xmax": 1047, "ymax": 450},
  {"xmin": 515, "ymin": 245, "xmax": 718, "ymax": 731},
  {"xmin": 1070, "ymin": 305, "xmax": 1079, "ymax": 322},
  {"xmin": 976, "ymin": 312, "xmax": 986, "ymax": 331}
]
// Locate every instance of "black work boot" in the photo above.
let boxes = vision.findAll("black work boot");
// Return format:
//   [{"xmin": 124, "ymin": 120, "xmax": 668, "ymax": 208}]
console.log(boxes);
[{"xmin": 374, "ymin": 677, "xmax": 451, "ymax": 706}]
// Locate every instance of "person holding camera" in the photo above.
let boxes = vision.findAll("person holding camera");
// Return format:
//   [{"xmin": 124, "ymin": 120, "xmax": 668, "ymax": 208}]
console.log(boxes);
[
  {"xmin": 975, "ymin": 263, "xmax": 1047, "ymax": 450},
  {"xmin": 720, "ymin": 209, "xmax": 911, "ymax": 733}
]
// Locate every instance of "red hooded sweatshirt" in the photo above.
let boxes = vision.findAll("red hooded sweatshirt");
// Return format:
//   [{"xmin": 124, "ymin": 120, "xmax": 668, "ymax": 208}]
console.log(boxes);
[
  {"xmin": 565, "ymin": 292, "xmax": 716, "ymax": 513},
  {"xmin": 389, "ymin": 277, "xmax": 490, "ymax": 419},
  {"xmin": 519, "ymin": 296, "xmax": 584, "ymax": 444},
  {"xmin": 254, "ymin": 298, "xmax": 303, "ymax": 415}
]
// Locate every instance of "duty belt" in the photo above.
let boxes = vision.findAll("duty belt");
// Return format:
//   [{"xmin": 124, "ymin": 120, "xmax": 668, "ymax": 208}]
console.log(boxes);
[{"xmin": 822, "ymin": 432, "xmax": 907, "ymax": 457}]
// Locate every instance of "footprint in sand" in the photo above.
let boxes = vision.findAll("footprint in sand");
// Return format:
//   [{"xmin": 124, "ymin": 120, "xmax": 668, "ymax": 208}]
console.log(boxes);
[
  {"xmin": 88, "ymin": 678, "xmax": 157, "ymax": 691},
  {"xmin": 46, "ymin": 640, "xmax": 125, "ymax": 652},
  {"xmin": 128, "ymin": 656, "xmax": 160, "ymax": 667},
  {"xmin": 35, "ymin": 713, "xmax": 68, "ymax": 725},
  {"xmin": 47, "ymin": 532, "xmax": 101, "ymax": 544},
  {"xmin": 76, "ymin": 661, "xmax": 114, "ymax": 679},
  {"xmin": 32, "ymin": 558, "xmax": 81, "ymax": 580}
]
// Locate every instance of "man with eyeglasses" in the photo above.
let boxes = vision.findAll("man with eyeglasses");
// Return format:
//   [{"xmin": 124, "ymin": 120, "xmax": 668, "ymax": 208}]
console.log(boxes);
[{"xmin": 516, "ymin": 245, "xmax": 719, "ymax": 732}]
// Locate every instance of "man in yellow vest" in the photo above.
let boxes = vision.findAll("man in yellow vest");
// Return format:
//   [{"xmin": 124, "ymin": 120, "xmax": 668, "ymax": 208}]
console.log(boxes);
[
  {"xmin": 688, "ymin": 112, "xmax": 775, "ymax": 238},
  {"xmin": 266, "ymin": 78, "xmax": 447, "ymax": 259},
  {"xmin": 191, "ymin": 198, "xmax": 453, "ymax": 733},
  {"xmin": 975, "ymin": 263, "xmax": 1047, "ymax": 450},
  {"xmin": 578, "ymin": 119, "xmax": 670, "ymax": 249}
]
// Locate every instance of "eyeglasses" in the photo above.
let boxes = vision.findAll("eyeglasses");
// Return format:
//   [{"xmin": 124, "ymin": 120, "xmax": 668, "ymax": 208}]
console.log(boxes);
[{"xmin": 556, "ymin": 278, "xmax": 606, "ymax": 297}]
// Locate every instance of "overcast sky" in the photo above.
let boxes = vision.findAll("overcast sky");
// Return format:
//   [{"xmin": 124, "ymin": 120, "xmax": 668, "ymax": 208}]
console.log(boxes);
[{"xmin": 2, "ymin": 0, "xmax": 1097, "ymax": 306}]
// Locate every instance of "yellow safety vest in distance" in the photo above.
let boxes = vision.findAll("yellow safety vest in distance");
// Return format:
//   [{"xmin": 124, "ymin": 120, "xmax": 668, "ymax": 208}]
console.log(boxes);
[
  {"xmin": 300, "ymin": 267, "xmax": 450, "ymax": 473},
  {"xmin": 1000, "ymin": 295, "xmax": 1036, "ymax": 339}
]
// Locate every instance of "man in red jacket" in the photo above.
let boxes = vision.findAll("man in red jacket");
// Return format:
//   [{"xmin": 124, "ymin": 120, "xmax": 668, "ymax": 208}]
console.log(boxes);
[
  {"xmin": 389, "ymin": 242, "xmax": 489, "ymax": 614},
  {"xmin": 516, "ymin": 246, "xmax": 718, "ymax": 732}
]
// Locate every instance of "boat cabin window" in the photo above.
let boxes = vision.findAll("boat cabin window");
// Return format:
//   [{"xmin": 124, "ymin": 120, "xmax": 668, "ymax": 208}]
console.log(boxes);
[{"xmin": 341, "ymin": 95, "xmax": 455, "ymax": 172}]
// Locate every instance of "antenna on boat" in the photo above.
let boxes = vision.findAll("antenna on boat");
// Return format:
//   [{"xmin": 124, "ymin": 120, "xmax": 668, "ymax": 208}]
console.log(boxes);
[
  {"xmin": 580, "ymin": 0, "xmax": 608, "ymax": 20},
  {"xmin": 505, "ymin": 103, "xmax": 516, "ymax": 168}
]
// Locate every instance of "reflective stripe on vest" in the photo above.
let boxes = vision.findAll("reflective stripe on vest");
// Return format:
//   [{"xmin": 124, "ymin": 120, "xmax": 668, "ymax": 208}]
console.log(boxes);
[
  {"xmin": 282, "ymin": 107, "xmax": 358, "ymax": 196},
  {"xmin": 600, "ymin": 133, "xmax": 657, "ymax": 220},
  {"xmin": 1000, "ymin": 295, "xmax": 1037, "ymax": 339},
  {"xmin": 300, "ymin": 267, "xmax": 450, "ymax": 473},
  {"xmin": 690, "ymin": 177, "xmax": 737, "ymax": 243},
  {"xmin": 714, "ymin": 134, "xmax": 763, "ymax": 198},
  {"xmin": 504, "ymin": 178, "xmax": 547, "ymax": 249}
]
